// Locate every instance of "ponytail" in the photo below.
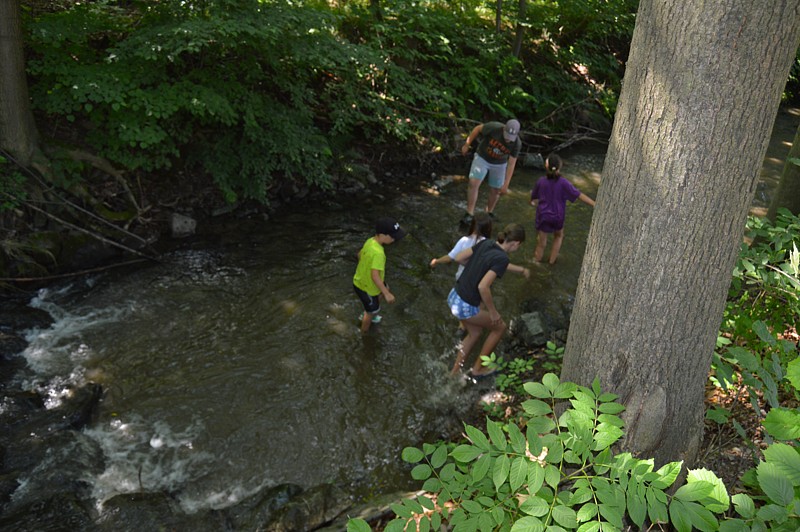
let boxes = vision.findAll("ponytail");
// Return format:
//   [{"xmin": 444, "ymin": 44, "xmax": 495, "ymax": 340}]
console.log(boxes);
[
  {"xmin": 545, "ymin": 153, "xmax": 562, "ymax": 180},
  {"xmin": 497, "ymin": 223, "xmax": 526, "ymax": 244}
]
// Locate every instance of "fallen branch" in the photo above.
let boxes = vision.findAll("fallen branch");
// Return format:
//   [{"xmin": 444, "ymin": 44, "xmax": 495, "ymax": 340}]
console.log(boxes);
[
  {"xmin": 1, "ymin": 190, "xmax": 160, "ymax": 262},
  {"xmin": 0, "ymin": 258, "xmax": 151, "ymax": 283}
]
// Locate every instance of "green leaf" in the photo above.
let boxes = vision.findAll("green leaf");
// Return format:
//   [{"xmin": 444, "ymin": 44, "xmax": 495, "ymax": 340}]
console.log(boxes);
[
  {"xmin": 520, "ymin": 495, "xmax": 550, "ymax": 517},
  {"xmin": 626, "ymin": 481, "xmax": 647, "ymax": 528},
  {"xmin": 461, "ymin": 500, "xmax": 482, "ymax": 516},
  {"xmin": 527, "ymin": 416, "xmax": 557, "ymax": 434},
  {"xmin": 544, "ymin": 464, "xmax": 561, "ymax": 489},
  {"xmin": 576, "ymin": 523, "xmax": 601, "ymax": 532},
  {"xmin": 757, "ymin": 461, "xmax": 795, "ymax": 505},
  {"xmin": 597, "ymin": 402, "xmax": 625, "ymax": 414},
  {"xmin": 752, "ymin": 320, "xmax": 776, "ymax": 345},
  {"xmin": 552, "ymin": 504, "xmax": 578, "ymax": 528},
  {"xmin": 598, "ymin": 503, "xmax": 623, "ymax": 528},
  {"xmin": 669, "ymin": 500, "xmax": 693, "ymax": 532},
  {"xmin": 404, "ymin": 498, "xmax": 424, "ymax": 514},
  {"xmin": 508, "ymin": 422, "xmax": 527, "ymax": 454},
  {"xmin": 687, "ymin": 468, "xmax": 729, "ymax": 513},
  {"xmin": 402, "ymin": 447, "xmax": 424, "ymax": 463},
  {"xmin": 762, "ymin": 442, "xmax": 800, "ymax": 485},
  {"xmin": 487, "ymin": 419, "xmax": 507, "ymax": 451},
  {"xmin": 731, "ymin": 493, "xmax": 755, "ymax": 518},
  {"xmin": 431, "ymin": 444, "xmax": 448, "ymax": 469},
  {"xmin": 652, "ymin": 461, "xmax": 682, "ymax": 489},
  {"xmin": 705, "ymin": 407, "xmax": 731, "ymax": 424},
  {"xmin": 646, "ymin": 487, "xmax": 669, "ymax": 524},
  {"xmin": 554, "ymin": 382, "xmax": 578, "ymax": 399},
  {"xmin": 510, "ymin": 456, "xmax": 528, "ymax": 492},
  {"xmin": 347, "ymin": 518, "xmax": 372, "ymax": 532},
  {"xmin": 493, "ymin": 454, "xmax": 510, "ymax": 491},
  {"xmin": 674, "ymin": 480, "xmax": 715, "ymax": 502},
  {"xmin": 576, "ymin": 502, "xmax": 598, "ymax": 522},
  {"xmin": 511, "ymin": 516, "xmax": 544, "ymax": 532},
  {"xmin": 418, "ymin": 495, "xmax": 435, "ymax": 511},
  {"xmin": 542, "ymin": 372, "xmax": 560, "ymax": 391},
  {"xmin": 522, "ymin": 399, "xmax": 553, "ymax": 416},
  {"xmin": 524, "ymin": 382, "xmax": 550, "ymax": 398},
  {"xmin": 391, "ymin": 502, "xmax": 413, "ymax": 518},
  {"xmin": 527, "ymin": 462, "xmax": 545, "ymax": 493},
  {"xmin": 451, "ymin": 444, "xmax": 482, "ymax": 463},
  {"xmin": 593, "ymin": 424, "xmax": 624, "ymax": 450},
  {"xmin": 726, "ymin": 346, "xmax": 759, "ymax": 372},
  {"xmin": 466, "ymin": 424, "xmax": 491, "ymax": 450},
  {"xmin": 472, "ymin": 454, "xmax": 492, "ymax": 483},
  {"xmin": 411, "ymin": 464, "xmax": 432, "ymax": 480},
  {"xmin": 787, "ymin": 357, "xmax": 800, "ymax": 390},
  {"xmin": 384, "ymin": 519, "xmax": 407, "ymax": 532},
  {"xmin": 719, "ymin": 519, "xmax": 749, "ymax": 532},
  {"xmin": 762, "ymin": 408, "xmax": 800, "ymax": 440},
  {"xmin": 683, "ymin": 500, "xmax": 719, "ymax": 531},
  {"xmin": 755, "ymin": 503, "xmax": 788, "ymax": 522},
  {"xmin": 422, "ymin": 478, "xmax": 442, "ymax": 492}
]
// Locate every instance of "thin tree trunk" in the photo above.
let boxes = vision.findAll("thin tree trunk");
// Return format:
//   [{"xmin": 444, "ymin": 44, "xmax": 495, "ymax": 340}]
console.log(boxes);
[
  {"xmin": 0, "ymin": 0, "xmax": 40, "ymax": 166},
  {"xmin": 561, "ymin": 0, "xmax": 800, "ymax": 466},
  {"xmin": 767, "ymin": 123, "xmax": 800, "ymax": 219},
  {"xmin": 495, "ymin": 0, "xmax": 502, "ymax": 33},
  {"xmin": 512, "ymin": 0, "xmax": 527, "ymax": 58}
]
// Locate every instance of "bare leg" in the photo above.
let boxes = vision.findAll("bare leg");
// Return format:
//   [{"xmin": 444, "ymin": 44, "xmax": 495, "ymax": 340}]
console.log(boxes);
[
  {"xmin": 534, "ymin": 230, "xmax": 548, "ymax": 262},
  {"xmin": 360, "ymin": 312, "xmax": 372, "ymax": 333},
  {"xmin": 549, "ymin": 229, "xmax": 564, "ymax": 264},
  {"xmin": 466, "ymin": 178, "xmax": 482, "ymax": 215},
  {"xmin": 451, "ymin": 321, "xmax": 483, "ymax": 374},
  {"xmin": 471, "ymin": 320, "xmax": 506, "ymax": 374},
  {"xmin": 486, "ymin": 186, "xmax": 502, "ymax": 214}
]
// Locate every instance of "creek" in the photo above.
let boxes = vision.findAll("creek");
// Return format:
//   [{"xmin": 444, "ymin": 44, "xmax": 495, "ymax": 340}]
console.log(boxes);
[{"xmin": 2, "ymin": 107, "xmax": 797, "ymax": 529}]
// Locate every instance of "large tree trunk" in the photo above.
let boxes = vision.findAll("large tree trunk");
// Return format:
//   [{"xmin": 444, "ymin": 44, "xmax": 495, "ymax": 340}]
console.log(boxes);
[
  {"xmin": 766, "ymin": 123, "xmax": 800, "ymax": 219},
  {"xmin": 0, "ymin": 0, "xmax": 40, "ymax": 167},
  {"xmin": 561, "ymin": 0, "xmax": 800, "ymax": 466}
]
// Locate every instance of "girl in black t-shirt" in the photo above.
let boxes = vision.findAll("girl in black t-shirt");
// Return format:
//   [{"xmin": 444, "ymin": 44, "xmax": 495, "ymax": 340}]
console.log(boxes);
[{"xmin": 447, "ymin": 223, "xmax": 529, "ymax": 376}]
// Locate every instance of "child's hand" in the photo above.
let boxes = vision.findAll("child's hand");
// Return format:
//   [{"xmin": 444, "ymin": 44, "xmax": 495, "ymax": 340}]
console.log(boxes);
[
  {"xmin": 430, "ymin": 258, "xmax": 437, "ymax": 268},
  {"xmin": 385, "ymin": 292, "xmax": 396, "ymax": 304},
  {"xmin": 522, "ymin": 267, "xmax": 530, "ymax": 279}
]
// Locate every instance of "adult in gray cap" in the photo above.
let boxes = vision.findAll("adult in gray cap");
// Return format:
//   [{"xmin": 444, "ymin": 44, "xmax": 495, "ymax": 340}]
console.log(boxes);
[{"xmin": 460, "ymin": 119, "xmax": 522, "ymax": 225}]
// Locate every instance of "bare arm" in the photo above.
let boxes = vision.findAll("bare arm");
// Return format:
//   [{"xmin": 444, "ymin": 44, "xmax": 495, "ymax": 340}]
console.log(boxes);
[
  {"xmin": 371, "ymin": 269, "xmax": 395, "ymax": 304},
  {"xmin": 430, "ymin": 254, "xmax": 453, "ymax": 268},
  {"xmin": 461, "ymin": 124, "xmax": 484, "ymax": 156},
  {"xmin": 578, "ymin": 193, "xmax": 595, "ymax": 207},
  {"xmin": 500, "ymin": 156, "xmax": 518, "ymax": 194},
  {"xmin": 478, "ymin": 270, "xmax": 500, "ymax": 323},
  {"xmin": 454, "ymin": 246, "xmax": 475, "ymax": 264},
  {"xmin": 506, "ymin": 263, "xmax": 530, "ymax": 279}
]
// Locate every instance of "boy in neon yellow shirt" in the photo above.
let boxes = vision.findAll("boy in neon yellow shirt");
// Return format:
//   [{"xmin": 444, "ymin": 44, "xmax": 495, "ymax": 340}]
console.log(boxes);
[{"xmin": 353, "ymin": 217, "xmax": 407, "ymax": 333}]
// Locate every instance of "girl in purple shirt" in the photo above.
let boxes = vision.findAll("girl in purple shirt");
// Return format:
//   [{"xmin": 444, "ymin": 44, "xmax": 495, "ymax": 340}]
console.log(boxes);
[{"xmin": 530, "ymin": 154, "xmax": 596, "ymax": 264}]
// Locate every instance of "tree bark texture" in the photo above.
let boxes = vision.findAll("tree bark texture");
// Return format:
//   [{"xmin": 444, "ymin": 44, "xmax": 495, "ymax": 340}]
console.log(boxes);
[
  {"xmin": 0, "ymin": 0, "xmax": 40, "ymax": 166},
  {"xmin": 561, "ymin": 0, "xmax": 800, "ymax": 466},
  {"xmin": 767, "ymin": 123, "xmax": 800, "ymax": 219}
]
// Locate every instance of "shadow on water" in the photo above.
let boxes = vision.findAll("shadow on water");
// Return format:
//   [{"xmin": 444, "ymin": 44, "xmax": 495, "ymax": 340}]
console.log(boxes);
[{"xmin": 9, "ymin": 107, "xmax": 797, "ymax": 523}]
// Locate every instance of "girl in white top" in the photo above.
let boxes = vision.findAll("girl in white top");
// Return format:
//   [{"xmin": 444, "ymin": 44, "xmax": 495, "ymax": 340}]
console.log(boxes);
[
  {"xmin": 430, "ymin": 212, "xmax": 493, "ymax": 278},
  {"xmin": 431, "ymin": 213, "xmax": 493, "ymax": 334}
]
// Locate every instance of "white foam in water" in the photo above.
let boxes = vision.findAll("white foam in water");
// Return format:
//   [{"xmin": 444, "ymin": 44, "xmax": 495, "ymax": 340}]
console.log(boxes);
[
  {"xmin": 85, "ymin": 414, "xmax": 213, "ymax": 510},
  {"xmin": 22, "ymin": 289, "xmax": 129, "ymax": 377}
]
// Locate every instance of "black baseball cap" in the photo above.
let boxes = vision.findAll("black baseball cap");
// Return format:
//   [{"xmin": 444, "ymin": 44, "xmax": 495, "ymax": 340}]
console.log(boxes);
[{"xmin": 376, "ymin": 217, "xmax": 407, "ymax": 240}]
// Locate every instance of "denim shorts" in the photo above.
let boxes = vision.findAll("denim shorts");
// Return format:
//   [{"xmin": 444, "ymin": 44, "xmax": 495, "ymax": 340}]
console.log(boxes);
[
  {"xmin": 448, "ymin": 288, "xmax": 480, "ymax": 320},
  {"xmin": 468, "ymin": 155, "xmax": 507, "ymax": 189}
]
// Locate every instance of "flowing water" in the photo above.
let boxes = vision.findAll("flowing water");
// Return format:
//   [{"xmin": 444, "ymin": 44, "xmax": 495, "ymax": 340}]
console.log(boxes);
[{"xmin": 9, "ymin": 107, "xmax": 798, "ymax": 523}]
